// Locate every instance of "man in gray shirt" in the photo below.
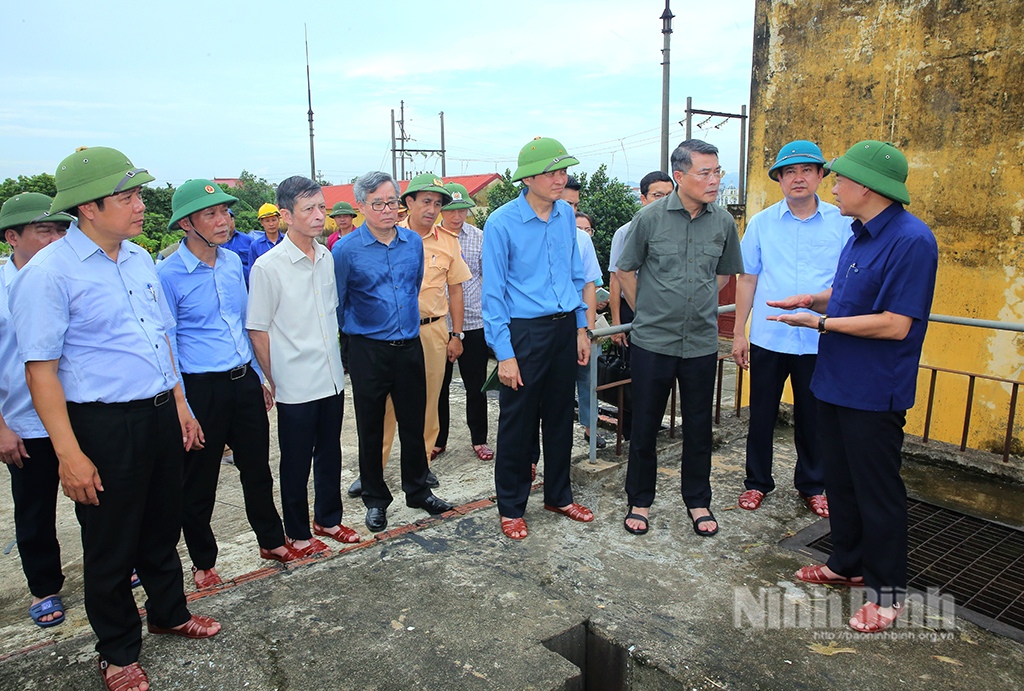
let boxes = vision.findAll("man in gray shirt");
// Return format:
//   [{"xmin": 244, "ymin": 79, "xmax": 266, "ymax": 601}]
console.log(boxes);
[{"xmin": 617, "ymin": 140, "xmax": 743, "ymax": 537}]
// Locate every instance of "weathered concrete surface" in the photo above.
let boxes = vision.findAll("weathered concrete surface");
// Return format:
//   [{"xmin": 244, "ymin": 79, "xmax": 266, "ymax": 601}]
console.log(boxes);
[
  {"xmin": 2, "ymin": 360, "xmax": 1024, "ymax": 690},
  {"xmin": 747, "ymin": 0, "xmax": 1024, "ymax": 455}
]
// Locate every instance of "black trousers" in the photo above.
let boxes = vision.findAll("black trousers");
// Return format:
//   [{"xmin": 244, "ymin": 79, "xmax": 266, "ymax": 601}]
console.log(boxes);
[
  {"xmin": 436, "ymin": 328, "xmax": 489, "ymax": 448},
  {"xmin": 340, "ymin": 332, "xmax": 350, "ymax": 372},
  {"xmin": 348, "ymin": 335, "xmax": 431, "ymax": 509},
  {"xmin": 626, "ymin": 346, "xmax": 716, "ymax": 509},
  {"xmin": 181, "ymin": 367, "xmax": 286, "ymax": 568},
  {"xmin": 8, "ymin": 436, "xmax": 64, "ymax": 598},
  {"xmin": 68, "ymin": 395, "xmax": 191, "ymax": 667},
  {"xmin": 276, "ymin": 392, "xmax": 345, "ymax": 539},
  {"xmin": 744, "ymin": 345, "xmax": 824, "ymax": 496},
  {"xmin": 819, "ymin": 401, "xmax": 908, "ymax": 608},
  {"xmin": 494, "ymin": 316, "xmax": 576, "ymax": 518}
]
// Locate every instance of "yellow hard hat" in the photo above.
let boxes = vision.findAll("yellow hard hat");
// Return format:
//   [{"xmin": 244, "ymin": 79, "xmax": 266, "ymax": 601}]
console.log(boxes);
[{"xmin": 257, "ymin": 203, "xmax": 280, "ymax": 219}]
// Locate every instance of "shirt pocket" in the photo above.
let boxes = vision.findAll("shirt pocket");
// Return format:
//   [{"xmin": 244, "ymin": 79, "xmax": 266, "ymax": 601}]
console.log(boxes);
[
  {"xmin": 648, "ymin": 240, "xmax": 681, "ymax": 273},
  {"xmin": 700, "ymin": 243, "xmax": 724, "ymax": 275},
  {"xmin": 835, "ymin": 265, "xmax": 882, "ymax": 314}
]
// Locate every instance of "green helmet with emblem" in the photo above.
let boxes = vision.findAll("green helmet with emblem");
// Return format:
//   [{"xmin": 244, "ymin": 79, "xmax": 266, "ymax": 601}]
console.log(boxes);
[
  {"xmin": 50, "ymin": 146, "xmax": 155, "ymax": 214},
  {"xmin": 329, "ymin": 201, "xmax": 358, "ymax": 217},
  {"xmin": 168, "ymin": 179, "xmax": 239, "ymax": 230},
  {"xmin": 401, "ymin": 173, "xmax": 452, "ymax": 206},
  {"xmin": 0, "ymin": 192, "xmax": 74, "ymax": 232},
  {"xmin": 441, "ymin": 183, "xmax": 473, "ymax": 210},
  {"xmin": 826, "ymin": 140, "xmax": 910, "ymax": 205},
  {"xmin": 511, "ymin": 137, "xmax": 579, "ymax": 182}
]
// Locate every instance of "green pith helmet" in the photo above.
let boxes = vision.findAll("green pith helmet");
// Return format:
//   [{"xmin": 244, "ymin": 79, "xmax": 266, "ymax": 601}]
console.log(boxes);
[
  {"xmin": 511, "ymin": 137, "xmax": 579, "ymax": 182},
  {"xmin": 401, "ymin": 173, "xmax": 452, "ymax": 206},
  {"xmin": 50, "ymin": 146, "xmax": 155, "ymax": 214},
  {"xmin": 768, "ymin": 140, "xmax": 829, "ymax": 181},
  {"xmin": 826, "ymin": 140, "xmax": 910, "ymax": 205},
  {"xmin": 441, "ymin": 182, "xmax": 474, "ymax": 210},
  {"xmin": 168, "ymin": 179, "xmax": 239, "ymax": 230},
  {"xmin": 329, "ymin": 201, "xmax": 358, "ymax": 217},
  {"xmin": 0, "ymin": 192, "xmax": 74, "ymax": 232}
]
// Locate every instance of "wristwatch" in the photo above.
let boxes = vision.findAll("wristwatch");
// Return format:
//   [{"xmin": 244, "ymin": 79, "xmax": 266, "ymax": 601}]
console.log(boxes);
[
  {"xmin": 817, "ymin": 316, "xmax": 828, "ymax": 334},
  {"xmin": 451, "ymin": 332, "xmax": 464, "ymax": 341}
]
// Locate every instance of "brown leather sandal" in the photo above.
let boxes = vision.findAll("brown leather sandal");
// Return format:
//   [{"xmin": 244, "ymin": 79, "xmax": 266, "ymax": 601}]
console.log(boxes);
[
  {"xmin": 500, "ymin": 517, "xmax": 528, "ymax": 540},
  {"xmin": 147, "ymin": 614, "xmax": 221, "ymax": 639},
  {"xmin": 738, "ymin": 489, "xmax": 764, "ymax": 510},
  {"xmin": 313, "ymin": 522, "xmax": 361, "ymax": 544},
  {"xmin": 800, "ymin": 492, "xmax": 829, "ymax": 517},
  {"xmin": 544, "ymin": 503, "xmax": 594, "ymax": 522},
  {"xmin": 98, "ymin": 657, "xmax": 149, "ymax": 691}
]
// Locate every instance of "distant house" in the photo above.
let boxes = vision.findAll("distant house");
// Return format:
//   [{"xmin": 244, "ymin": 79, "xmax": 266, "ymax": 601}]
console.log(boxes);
[
  {"xmin": 214, "ymin": 178, "xmax": 240, "ymax": 188},
  {"xmin": 717, "ymin": 182, "xmax": 740, "ymax": 206}
]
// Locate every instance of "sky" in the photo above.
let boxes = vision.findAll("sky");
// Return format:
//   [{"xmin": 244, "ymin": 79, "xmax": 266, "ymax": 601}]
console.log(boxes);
[{"xmin": 1, "ymin": 1, "xmax": 756, "ymax": 188}]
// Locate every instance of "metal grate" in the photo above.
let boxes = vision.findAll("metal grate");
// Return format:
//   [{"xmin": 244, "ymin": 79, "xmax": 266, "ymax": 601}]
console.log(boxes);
[{"xmin": 803, "ymin": 498, "xmax": 1024, "ymax": 639}]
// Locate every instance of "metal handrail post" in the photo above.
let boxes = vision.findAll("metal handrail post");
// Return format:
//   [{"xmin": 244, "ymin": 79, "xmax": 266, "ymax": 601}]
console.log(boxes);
[{"xmin": 589, "ymin": 339, "xmax": 599, "ymax": 465}]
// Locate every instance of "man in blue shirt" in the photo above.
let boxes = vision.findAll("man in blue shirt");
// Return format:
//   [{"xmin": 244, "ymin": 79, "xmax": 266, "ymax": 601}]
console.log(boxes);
[
  {"xmin": 222, "ymin": 208, "xmax": 254, "ymax": 283},
  {"xmin": 246, "ymin": 202, "xmax": 284, "ymax": 269},
  {"xmin": 732, "ymin": 141, "xmax": 852, "ymax": 517},
  {"xmin": 482, "ymin": 137, "xmax": 593, "ymax": 540},
  {"xmin": 10, "ymin": 147, "xmax": 219, "ymax": 690},
  {"xmin": 768, "ymin": 141, "xmax": 938, "ymax": 633},
  {"xmin": 0, "ymin": 193, "xmax": 72, "ymax": 628},
  {"xmin": 333, "ymin": 171, "xmax": 453, "ymax": 533},
  {"xmin": 158, "ymin": 179, "xmax": 315, "ymax": 590}
]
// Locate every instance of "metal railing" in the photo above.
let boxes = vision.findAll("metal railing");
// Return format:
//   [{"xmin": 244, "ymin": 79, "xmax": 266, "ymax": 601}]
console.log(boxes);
[{"xmin": 585, "ymin": 308, "xmax": 1024, "ymax": 466}]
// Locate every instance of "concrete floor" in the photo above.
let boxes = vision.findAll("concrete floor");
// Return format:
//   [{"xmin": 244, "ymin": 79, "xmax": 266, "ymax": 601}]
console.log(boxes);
[{"xmin": 1, "ymin": 355, "xmax": 1023, "ymax": 690}]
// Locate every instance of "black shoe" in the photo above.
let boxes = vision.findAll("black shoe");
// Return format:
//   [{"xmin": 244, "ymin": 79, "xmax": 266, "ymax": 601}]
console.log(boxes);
[
  {"xmin": 406, "ymin": 493, "xmax": 453, "ymax": 515},
  {"xmin": 365, "ymin": 507, "xmax": 387, "ymax": 532},
  {"xmin": 584, "ymin": 432, "xmax": 607, "ymax": 449},
  {"xmin": 425, "ymin": 470, "xmax": 440, "ymax": 488},
  {"xmin": 348, "ymin": 477, "xmax": 363, "ymax": 498}
]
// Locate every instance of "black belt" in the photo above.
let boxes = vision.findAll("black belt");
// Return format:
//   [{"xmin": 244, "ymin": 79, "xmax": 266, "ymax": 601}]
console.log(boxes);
[
  {"xmin": 73, "ymin": 389, "xmax": 173, "ymax": 411},
  {"xmin": 420, "ymin": 315, "xmax": 442, "ymax": 325},
  {"xmin": 537, "ymin": 312, "xmax": 572, "ymax": 321},
  {"xmin": 183, "ymin": 363, "xmax": 251, "ymax": 381}
]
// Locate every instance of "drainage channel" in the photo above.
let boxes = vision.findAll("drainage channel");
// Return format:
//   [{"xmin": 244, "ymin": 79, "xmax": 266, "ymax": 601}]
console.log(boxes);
[
  {"xmin": 782, "ymin": 497, "xmax": 1024, "ymax": 643},
  {"xmin": 542, "ymin": 620, "xmax": 686, "ymax": 691}
]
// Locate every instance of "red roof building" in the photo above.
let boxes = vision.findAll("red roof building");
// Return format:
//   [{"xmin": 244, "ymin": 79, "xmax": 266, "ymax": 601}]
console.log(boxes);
[{"xmin": 321, "ymin": 173, "xmax": 502, "ymax": 209}]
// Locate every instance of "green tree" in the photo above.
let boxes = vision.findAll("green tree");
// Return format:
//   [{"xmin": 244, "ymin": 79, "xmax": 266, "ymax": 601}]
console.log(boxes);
[
  {"xmin": 474, "ymin": 169, "xmax": 522, "ymax": 226},
  {"xmin": 221, "ymin": 170, "xmax": 276, "ymax": 216},
  {"xmin": 576, "ymin": 165, "xmax": 641, "ymax": 281}
]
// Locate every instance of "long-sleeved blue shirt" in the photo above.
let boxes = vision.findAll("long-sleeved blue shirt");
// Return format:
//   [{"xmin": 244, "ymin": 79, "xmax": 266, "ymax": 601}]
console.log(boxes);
[{"xmin": 481, "ymin": 190, "xmax": 586, "ymax": 362}]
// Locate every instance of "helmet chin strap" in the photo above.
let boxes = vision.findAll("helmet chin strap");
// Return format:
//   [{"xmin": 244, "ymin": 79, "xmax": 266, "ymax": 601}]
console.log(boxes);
[{"xmin": 185, "ymin": 215, "xmax": 217, "ymax": 247}]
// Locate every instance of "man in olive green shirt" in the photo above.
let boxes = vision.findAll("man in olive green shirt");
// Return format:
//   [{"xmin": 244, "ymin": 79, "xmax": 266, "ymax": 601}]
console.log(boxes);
[{"xmin": 617, "ymin": 139, "xmax": 743, "ymax": 537}]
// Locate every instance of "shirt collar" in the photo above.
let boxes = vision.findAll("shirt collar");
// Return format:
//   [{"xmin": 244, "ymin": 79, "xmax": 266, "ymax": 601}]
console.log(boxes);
[
  {"xmin": 65, "ymin": 222, "xmax": 141, "ymax": 264},
  {"xmin": 854, "ymin": 202, "xmax": 903, "ymax": 239},
  {"xmin": 514, "ymin": 189, "xmax": 569, "ymax": 223},
  {"xmin": 176, "ymin": 239, "xmax": 203, "ymax": 273},
  {"xmin": 2, "ymin": 259, "xmax": 18, "ymax": 288},
  {"xmin": 665, "ymin": 188, "xmax": 708, "ymax": 219},
  {"xmin": 778, "ymin": 194, "xmax": 824, "ymax": 221},
  {"xmin": 357, "ymin": 223, "xmax": 405, "ymax": 247},
  {"xmin": 282, "ymin": 232, "xmax": 327, "ymax": 263}
]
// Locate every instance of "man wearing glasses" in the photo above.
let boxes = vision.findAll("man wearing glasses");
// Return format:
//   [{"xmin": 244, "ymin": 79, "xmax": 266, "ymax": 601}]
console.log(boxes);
[
  {"xmin": 333, "ymin": 172, "xmax": 453, "ymax": 533},
  {"xmin": 617, "ymin": 139, "xmax": 743, "ymax": 537},
  {"xmin": 732, "ymin": 141, "xmax": 852, "ymax": 518}
]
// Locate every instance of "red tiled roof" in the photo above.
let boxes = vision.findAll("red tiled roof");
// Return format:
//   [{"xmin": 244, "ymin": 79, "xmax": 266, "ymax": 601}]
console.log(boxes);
[{"xmin": 321, "ymin": 173, "xmax": 501, "ymax": 208}]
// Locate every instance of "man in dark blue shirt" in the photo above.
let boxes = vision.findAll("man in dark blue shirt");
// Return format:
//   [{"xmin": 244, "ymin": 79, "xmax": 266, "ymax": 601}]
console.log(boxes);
[
  {"xmin": 768, "ymin": 141, "xmax": 938, "ymax": 633},
  {"xmin": 333, "ymin": 171, "xmax": 453, "ymax": 533}
]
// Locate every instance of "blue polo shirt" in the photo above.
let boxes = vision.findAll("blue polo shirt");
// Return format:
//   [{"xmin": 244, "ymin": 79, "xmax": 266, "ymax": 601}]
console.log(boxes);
[
  {"xmin": 482, "ymin": 191, "xmax": 586, "ymax": 362},
  {"xmin": 332, "ymin": 223, "xmax": 424, "ymax": 341},
  {"xmin": 811, "ymin": 203, "xmax": 938, "ymax": 412},
  {"xmin": 0, "ymin": 261, "xmax": 46, "ymax": 439},
  {"xmin": 9, "ymin": 223, "xmax": 179, "ymax": 404},
  {"xmin": 223, "ymin": 229, "xmax": 254, "ymax": 284},
  {"xmin": 156, "ymin": 240, "xmax": 260, "ymax": 377},
  {"xmin": 742, "ymin": 196, "xmax": 852, "ymax": 355}
]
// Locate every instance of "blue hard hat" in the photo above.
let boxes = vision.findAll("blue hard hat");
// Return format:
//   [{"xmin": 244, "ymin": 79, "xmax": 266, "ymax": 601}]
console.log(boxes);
[{"xmin": 768, "ymin": 140, "xmax": 828, "ymax": 181}]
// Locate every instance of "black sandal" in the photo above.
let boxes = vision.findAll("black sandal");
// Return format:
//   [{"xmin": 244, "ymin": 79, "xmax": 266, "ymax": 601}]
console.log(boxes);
[
  {"xmin": 690, "ymin": 509, "xmax": 719, "ymax": 537},
  {"xmin": 623, "ymin": 511, "xmax": 649, "ymax": 535}
]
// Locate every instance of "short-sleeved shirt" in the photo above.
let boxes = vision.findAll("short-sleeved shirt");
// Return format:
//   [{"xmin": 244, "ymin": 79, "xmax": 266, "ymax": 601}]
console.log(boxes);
[
  {"xmin": 0, "ymin": 261, "xmax": 46, "ymax": 438},
  {"xmin": 812, "ymin": 203, "xmax": 938, "ymax": 412},
  {"xmin": 333, "ymin": 223, "xmax": 424, "ymax": 341},
  {"xmin": 481, "ymin": 190, "xmax": 586, "ymax": 362},
  {"xmin": 577, "ymin": 229, "xmax": 603, "ymax": 287},
  {"xmin": 418, "ymin": 226, "xmax": 472, "ymax": 320},
  {"xmin": 741, "ymin": 196, "xmax": 852, "ymax": 355},
  {"xmin": 9, "ymin": 223, "xmax": 179, "ymax": 404},
  {"xmin": 616, "ymin": 192, "xmax": 743, "ymax": 358},
  {"xmin": 442, "ymin": 222, "xmax": 484, "ymax": 332},
  {"xmin": 247, "ymin": 233, "xmax": 344, "ymax": 404},
  {"xmin": 156, "ymin": 240, "xmax": 257, "ymax": 375},
  {"xmin": 222, "ymin": 229, "xmax": 254, "ymax": 283}
]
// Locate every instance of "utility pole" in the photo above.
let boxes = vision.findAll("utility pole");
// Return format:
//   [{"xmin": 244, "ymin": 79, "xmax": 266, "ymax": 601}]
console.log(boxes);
[
  {"xmin": 390, "ymin": 103, "xmax": 447, "ymax": 180},
  {"xmin": 660, "ymin": 1, "xmax": 674, "ymax": 172},
  {"xmin": 440, "ymin": 111, "xmax": 446, "ymax": 177},
  {"xmin": 305, "ymin": 25, "xmax": 316, "ymax": 181},
  {"xmin": 391, "ymin": 109, "xmax": 397, "ymax": 180}
]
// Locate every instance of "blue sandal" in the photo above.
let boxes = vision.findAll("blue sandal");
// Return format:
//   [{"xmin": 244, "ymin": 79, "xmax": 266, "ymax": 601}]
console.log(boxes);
[{"xmin": 29, "ymin": 595, "xmax": 65, "ymax": 628}]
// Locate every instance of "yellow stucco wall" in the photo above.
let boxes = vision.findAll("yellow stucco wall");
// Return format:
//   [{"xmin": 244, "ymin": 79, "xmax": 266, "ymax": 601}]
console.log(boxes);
[{"xmin": 747, "ymin": 0, "xmax": 1024, "ymax": 454}]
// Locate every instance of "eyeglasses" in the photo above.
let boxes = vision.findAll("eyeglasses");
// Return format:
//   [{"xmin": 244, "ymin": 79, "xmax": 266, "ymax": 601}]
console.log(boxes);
[
  {"xmin": 646, "ymin": 191, "xmax": 670, "ymax": 200},
  {"xmin": 369, "ymin": 199, "xmax": 401, "ymax": 212},
  {"xmin": 684, "ymin": 168, "xmax": 725, "ymax": 181}
]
